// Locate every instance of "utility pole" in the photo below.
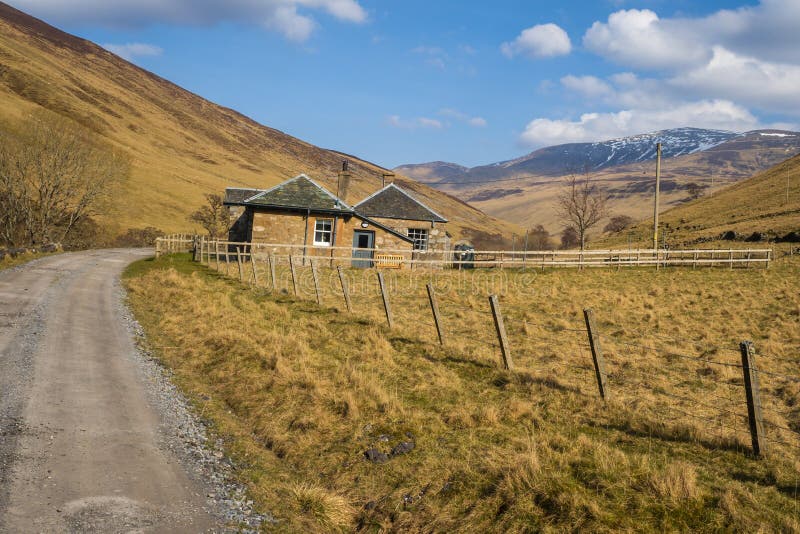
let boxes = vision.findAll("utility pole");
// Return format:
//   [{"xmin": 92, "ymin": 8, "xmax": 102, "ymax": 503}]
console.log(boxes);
[
  {"xmin": 653, "ymin": 142, "xmax": 662, "ymax": 251},
  {"xmin": 787, "ymin": 163, "xmax": 791, "ymax": 206},
  {"xmin": 710, "ymin": 169, "xmax": 714, "ymax": 196}
]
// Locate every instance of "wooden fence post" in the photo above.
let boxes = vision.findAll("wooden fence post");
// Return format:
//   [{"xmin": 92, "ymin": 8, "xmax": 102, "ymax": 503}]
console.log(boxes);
[
  {"xmin": 289, "ymin": 255, "xmax": 299, "ymax": 297},
  {"xmin": 236, "ymin": 247, "xmax": 244, "ymax": 282},
  {"xmin": 193, "ymin": 236, "xmax": 200, "ymax": 262},
  {"xmin": 739, "ymin": 341, "xmax": 766, "ymax": 457},
  {"xmin": 155, "ymin": 238, "xmax": 161, "ymax": 259},
  {"xmin": 583, "ymin": 309, "xmax": 610, "ymax": 400},
  {"xmin": 311, "ymin": 260, "xmax": 323, "ymax": 306},
  {"xmin": 251, "ymin": 250, "xmax": 259, "ymax": 286},
  {"xmin": 337, "ymin": 266, "xmax": 352, "ymax": 312},
  {"xmin": 377, "ymin": 272, "xmax": 394, "ymax": 328},
  {"xmin": 426, "ymin": 283, "xmax": 445, "ymax": 346},
  {"xmin": 269, "ymin": 254, "xmax": 277, "ymax": 291},
  {"xmin": 215, "ymin": 241, "xmax": 220, "ymax": 272},
  {"xmin": 488, "ymin": 295, "xmax": 514, "ymax": 370}
]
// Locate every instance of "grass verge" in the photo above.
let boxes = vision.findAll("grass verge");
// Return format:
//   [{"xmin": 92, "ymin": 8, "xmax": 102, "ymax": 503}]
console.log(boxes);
[
  {"xmin": 123, "ymin": 253, "xmax": 800, "ymax": 532},
  {"xmin": 0, "ymin": 250, "xmax": 60, "ymax": 271}
]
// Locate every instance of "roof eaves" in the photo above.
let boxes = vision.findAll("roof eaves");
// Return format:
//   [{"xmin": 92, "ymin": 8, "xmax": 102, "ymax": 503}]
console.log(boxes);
[{"xmin": 249, "ymin": 203, "xmax": 354, "ymax": 215}]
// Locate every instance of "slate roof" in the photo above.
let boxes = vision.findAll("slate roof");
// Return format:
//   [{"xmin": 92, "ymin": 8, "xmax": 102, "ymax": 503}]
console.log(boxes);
[
  {"xmin": 243, "ymin": 174, "xmax": 352, "ymax": 214},
  {"xmin": 224, "ymin": 187, "xmax": 265, "ymax": 205},
  {"xmin": 354, "ymin": 183, "xmax": 448, "ymax": 223}
]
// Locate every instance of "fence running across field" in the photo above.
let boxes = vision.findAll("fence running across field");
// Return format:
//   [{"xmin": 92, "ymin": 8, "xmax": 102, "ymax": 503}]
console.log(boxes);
[
  {"xmin": 155, "ymin": 235, "xmax": 772, "ymax": 270},
  {"xmin": 156, "ymin": 235, "xmax": 797, "ymax": 458}
]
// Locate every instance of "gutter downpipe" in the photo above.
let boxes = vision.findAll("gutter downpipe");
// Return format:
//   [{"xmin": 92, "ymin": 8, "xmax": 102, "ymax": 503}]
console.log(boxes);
[{"xmin": 302, "ymin": 207, "xmax": 310, "ymax": 266}]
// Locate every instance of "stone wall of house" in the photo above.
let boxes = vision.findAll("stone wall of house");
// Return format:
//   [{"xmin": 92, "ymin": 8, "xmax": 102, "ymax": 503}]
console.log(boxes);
[
  {"xmin": 247, "ymin": 209, "xmax": 413, "ymax": 261},
  {"xmin": 367, "ymin": 217, "xmax": 450, "ymax": 252}
]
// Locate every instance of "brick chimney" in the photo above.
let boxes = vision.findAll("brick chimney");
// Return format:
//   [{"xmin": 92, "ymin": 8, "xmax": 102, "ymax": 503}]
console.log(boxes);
[{"xmin": 337, "ymin": 160, "xmax": 351, "ymax": 204}]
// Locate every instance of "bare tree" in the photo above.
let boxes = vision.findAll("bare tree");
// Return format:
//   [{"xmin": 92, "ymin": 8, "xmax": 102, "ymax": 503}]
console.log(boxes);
[
  {"xmin": 189, "ymin": 194, "xmax": 229, "ymax": 238},
  {"xmin": 0, "ymin": 111, "xmax": 128, "ymax": 247},
  {"xmin": 555, "ymin": 173, "xmax": 609, "ymax": 250}
]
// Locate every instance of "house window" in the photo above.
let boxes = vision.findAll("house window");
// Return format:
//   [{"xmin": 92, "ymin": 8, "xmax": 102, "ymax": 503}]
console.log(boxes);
[
  {"xmin": 314, "ymin": 219, "xmax": 333, "ymax": 246},
  {"xmin": 408, "ymin": 228, "xmax": 428, "ymax": 251}
]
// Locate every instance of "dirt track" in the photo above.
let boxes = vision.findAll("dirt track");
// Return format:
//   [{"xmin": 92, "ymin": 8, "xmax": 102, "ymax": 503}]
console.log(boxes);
[{"xmin": 0, "ymin": 250, "xmax": 217, "ymax": 532}]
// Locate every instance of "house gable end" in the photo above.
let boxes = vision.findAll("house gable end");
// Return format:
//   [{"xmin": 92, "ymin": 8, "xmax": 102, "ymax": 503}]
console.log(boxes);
[{"xmin": 354, "ymin": 183, "xmax": 448, "ymax": 223}]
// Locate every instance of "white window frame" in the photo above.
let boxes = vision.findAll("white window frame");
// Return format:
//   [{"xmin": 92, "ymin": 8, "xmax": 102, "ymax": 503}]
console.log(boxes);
[
  {"xmin": 313, "ymin": 219, "xmax": 333, "ymax": 246},
  {"xmin": 408, "ymin": 228, "xmax": 429, "ymax": 251}
]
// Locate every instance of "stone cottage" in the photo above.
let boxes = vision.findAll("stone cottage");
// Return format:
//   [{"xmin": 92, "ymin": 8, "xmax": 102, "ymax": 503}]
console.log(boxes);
[{"xmin": 223, "ymin": 174, "xmax": 449, "ymax": 267}]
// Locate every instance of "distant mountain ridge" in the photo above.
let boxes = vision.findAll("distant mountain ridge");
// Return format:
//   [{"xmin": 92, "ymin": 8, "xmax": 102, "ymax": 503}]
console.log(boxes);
[{"xmin": 396, "ymin": 128, "xmax": 800, "ymax": 186}]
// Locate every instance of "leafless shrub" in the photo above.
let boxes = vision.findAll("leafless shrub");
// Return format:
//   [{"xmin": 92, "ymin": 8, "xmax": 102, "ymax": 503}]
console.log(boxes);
[{"xmin": 0, "ymin": 110, "xmax": 129, "ymax": 247}]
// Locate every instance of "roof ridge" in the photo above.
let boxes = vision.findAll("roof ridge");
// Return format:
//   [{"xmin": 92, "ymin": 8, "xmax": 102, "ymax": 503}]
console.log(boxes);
[
  {"xmin": 245, "ymin": 174, "xmax": 305, "ymax": 203},
  {"xmin": 243, "ymin": 174, "xmax": 353, "ymax": 211}
]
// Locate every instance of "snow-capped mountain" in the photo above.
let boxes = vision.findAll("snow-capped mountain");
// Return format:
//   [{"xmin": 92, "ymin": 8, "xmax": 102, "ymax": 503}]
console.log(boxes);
[{"xmin": 395, "ymin": 128, "xmax": 800, "ymax": 185}]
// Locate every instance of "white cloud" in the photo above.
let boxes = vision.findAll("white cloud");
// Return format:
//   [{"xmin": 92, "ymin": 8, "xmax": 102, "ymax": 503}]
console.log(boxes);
[
  {"xmin": 670, "ymin": 46, "xmax": 800, "ymax": 113},
  {"xmin": 547, "ymin": 0, "xmax": 800, "ymax": 143},
  {"xmin": 519, "ymin": 100, "xmax": 760, "ymax": 148},
  {"xmin": 583, "ymin": 1, "xmax": 800, "ymax": 70},
  {"xmin": 13, "ymin": 0, "xmax": 367, "ymax": 42},
  {"xmin": 560, "ymin": 75, "xmax": 614, "ymax": 99},
  {"xmin": 387, "ymin": 115, "xmax": 443, "ymax": 130},
  {"xmin": 501, "ymin": 23, "xmax": 571, "ymax": 59},
  {"xmin": 583, "ymin": 9, "xmax": 708, "ymax": 70},
  {"xmin": 438, "ymin": 108, "xmax": 488, "ymax": 127},
  {"xmin": 102, "ymin": 42, "xmax": 163, "ymax": 61}
]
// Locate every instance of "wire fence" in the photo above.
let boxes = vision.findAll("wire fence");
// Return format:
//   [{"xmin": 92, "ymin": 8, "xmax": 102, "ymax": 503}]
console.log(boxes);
[{"xmin": 175, "ymin": 238, "xmax": 798, "ymax": 459}]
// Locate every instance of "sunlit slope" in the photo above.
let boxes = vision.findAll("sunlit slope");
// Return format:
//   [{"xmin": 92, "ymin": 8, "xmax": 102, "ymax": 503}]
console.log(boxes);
[
  {"xmin": 604, "ymin": 153, "xmax": 800, "ymax": 246},
  {"xmin": 0, "ymin": 2, "xmax": 521, "ymax": 244}
]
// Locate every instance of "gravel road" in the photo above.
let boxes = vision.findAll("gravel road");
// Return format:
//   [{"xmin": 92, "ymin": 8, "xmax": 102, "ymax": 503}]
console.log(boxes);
[{"xmin": 0, "ymin": 250, "xmax": 267, "ymax": 533}]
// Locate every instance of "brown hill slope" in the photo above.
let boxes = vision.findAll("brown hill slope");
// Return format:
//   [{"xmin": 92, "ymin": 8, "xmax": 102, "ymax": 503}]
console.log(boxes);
[
  {"xmin": 0, "ymin": 2, "xmax": 520, "ymax": 246},
  {"xmin": 603, "ymin": 153, "xmax": 800, "ymax": 247}
]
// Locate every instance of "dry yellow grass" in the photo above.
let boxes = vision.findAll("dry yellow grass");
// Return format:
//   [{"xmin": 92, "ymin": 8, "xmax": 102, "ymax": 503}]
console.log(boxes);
[
  {"xmin": 0, "ymin": 249, "xmax": 59, "ymax": 271},
  {"xmin": 124, "ymin": 253, "xmax": 800, "ymax": 531}
]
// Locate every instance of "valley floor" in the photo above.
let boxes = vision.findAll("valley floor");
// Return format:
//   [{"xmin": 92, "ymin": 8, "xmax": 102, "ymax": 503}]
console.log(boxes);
[{"xmin": 124, "ymin": 253, "xmax": 800, "ymax": 532}]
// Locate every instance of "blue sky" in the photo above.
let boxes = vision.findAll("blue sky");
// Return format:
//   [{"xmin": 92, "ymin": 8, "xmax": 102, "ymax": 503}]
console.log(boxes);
[{"xmin": 9, "ymin": 0, "xmax": 799, "ymax": 168}]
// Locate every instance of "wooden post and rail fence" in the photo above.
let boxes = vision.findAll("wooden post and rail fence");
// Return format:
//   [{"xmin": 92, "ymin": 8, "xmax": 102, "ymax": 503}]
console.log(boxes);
[{"xmin": 155, "ymin": 235, "xmax": 773, "ymax": 270}]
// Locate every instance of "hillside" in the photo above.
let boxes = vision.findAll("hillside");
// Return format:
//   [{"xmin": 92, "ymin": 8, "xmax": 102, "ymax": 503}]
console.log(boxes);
[
  {"xmin": 396, "ymin": 129, "xmax": 800, "ymax": 237},
  {"xmin": 610, "ymin": 152, "xmax": 800, "ymax": 247},
  {"xmin": 0, "ymin": 2, "xmax": 521, "ymax": 247}
]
